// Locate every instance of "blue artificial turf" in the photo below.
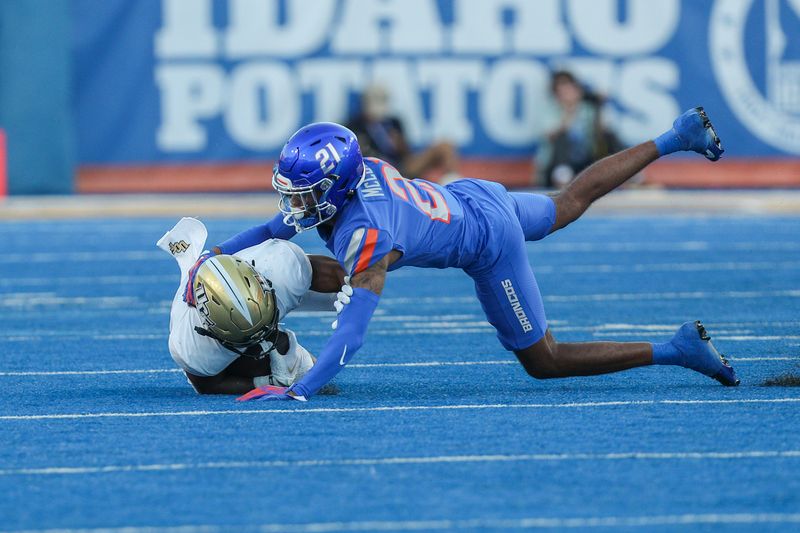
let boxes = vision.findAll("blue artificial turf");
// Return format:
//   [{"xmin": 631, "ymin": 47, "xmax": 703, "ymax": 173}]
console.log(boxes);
[{"xmin": 0, "ymin": 214, "xmax": 799, "ymax": 531}]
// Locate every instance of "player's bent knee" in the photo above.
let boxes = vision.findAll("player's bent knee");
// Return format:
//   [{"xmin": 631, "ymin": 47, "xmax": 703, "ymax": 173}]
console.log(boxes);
[
  {"xmin": 513, "ymin": 334, "xmax": 562, "ymax": 379},
  {"xmin": 519, "ymin": 358, "xmax": 561, "ymax": 380}
]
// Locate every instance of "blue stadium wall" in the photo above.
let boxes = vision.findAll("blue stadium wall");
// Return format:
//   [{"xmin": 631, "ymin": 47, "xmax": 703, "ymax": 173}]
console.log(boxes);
[
  {"xmin": 3, "ymin": 0, "xmax": 800, "ymax": 194},
  {"xmin": 0, "ymin": 0, "xmax": 74, "ymax": 194}
]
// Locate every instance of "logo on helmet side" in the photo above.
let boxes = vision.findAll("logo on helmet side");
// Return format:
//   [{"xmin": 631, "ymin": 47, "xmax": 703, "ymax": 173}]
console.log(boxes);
[{"xmin": 194, "ymin": 282, "xmax": 216, "ymax": 327}]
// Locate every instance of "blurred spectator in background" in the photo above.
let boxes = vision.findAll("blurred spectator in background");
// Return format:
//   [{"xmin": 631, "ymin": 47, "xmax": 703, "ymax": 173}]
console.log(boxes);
[
  {"xmin": 347, "ymin": 84, "xmax": 461, "ymax": 182},
  {"xmin": 536, "ymin": 70, "xmax": 625, "ymax": 189}
]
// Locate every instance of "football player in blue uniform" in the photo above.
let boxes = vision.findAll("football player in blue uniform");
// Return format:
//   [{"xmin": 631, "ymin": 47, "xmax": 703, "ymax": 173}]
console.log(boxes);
[{"xmin": 207, "ymin": 106, "xmax": 738, "ymax": 402}]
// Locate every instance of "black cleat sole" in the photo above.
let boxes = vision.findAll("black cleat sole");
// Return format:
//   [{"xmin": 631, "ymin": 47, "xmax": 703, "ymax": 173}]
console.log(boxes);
[
  {"xmin": 695, "ymin": 320, "xmax": 710, "ymax": 341},
  {"xmin": 695, "ymin": 106, "xmax": 723, "ymax": 159},
  {"xmin": 713, "ymin": 370, "xmax": 741, "ymax": 387},
  {"xmin": 695, "ymin": 320, "xmax": 740, "ymax": 386}
]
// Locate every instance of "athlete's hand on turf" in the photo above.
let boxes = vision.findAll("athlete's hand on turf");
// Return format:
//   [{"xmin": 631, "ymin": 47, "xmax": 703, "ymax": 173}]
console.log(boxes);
[
  {"xmin": 236, "ymin": 385, "xmax": 307, "ymax": 402},
  {"xmin": 332, "ymin": 276, "xmax": 352, "ymax": 330},
  {"xmin": 183, "ymin": 251, "xmax": 215, "ymax": 306}
]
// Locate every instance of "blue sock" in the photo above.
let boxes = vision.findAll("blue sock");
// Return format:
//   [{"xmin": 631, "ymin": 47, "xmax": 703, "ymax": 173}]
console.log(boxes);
[
  {"xmin": 654, "ymin": 129, "xmax": 683, "ymax": 157},
  {"xmin": 651, "ymin": 342, "xmax": 682, "ymax": 366}
]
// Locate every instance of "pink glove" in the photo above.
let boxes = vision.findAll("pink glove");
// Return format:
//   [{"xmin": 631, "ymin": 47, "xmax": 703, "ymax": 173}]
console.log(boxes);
[{"xmin": 236, "ymin": 385, "xmax": 306, "ymax": 402}]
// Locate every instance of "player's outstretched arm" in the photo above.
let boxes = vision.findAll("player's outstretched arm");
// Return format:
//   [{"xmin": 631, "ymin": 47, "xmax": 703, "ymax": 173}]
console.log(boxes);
[
  {"xmin": 214, "ymin": 213, "xmax": 298, "ymax": 255},
  {"xmin": 238, "ymin": 251, "xmax": 398, "ymax": 401},
  {"xmin": 308, "ymin": 254, "xmax": 347, "ymax": 293},
  {"xmin": 284, "ymin": 253, "xmax": 395, "ymax": 400}
]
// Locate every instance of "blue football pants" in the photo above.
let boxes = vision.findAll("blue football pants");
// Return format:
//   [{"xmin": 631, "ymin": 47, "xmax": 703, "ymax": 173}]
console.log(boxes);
[{"xmin": 464, "ymin": 182, "xmax": 556, "ymax": 351}]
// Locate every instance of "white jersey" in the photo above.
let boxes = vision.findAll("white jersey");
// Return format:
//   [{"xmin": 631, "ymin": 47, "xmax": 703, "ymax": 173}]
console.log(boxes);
[{"xmin": 157, "ymin": 218, "xmax": 316, "ymax": 381}]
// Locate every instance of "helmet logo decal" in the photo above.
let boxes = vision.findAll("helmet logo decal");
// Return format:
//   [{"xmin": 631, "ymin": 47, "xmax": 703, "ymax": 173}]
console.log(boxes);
[
  {"xmin": 315, "ymin": 142, "xmax": 341, "ymax": 174},
  {"xmin": 194, "ymin": 282, "xmax": 215, "ymax": 327},
  {"xmin": 275, "ymin": 173, "xmax": 292, "ymax": 187},
  {"xmin": 168, "ymin": 240, "xmax": 189, "ymax": 255}
]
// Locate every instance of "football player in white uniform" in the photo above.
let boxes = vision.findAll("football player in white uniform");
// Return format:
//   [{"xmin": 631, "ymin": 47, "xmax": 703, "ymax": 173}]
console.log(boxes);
[{"xmin": 157, "ymin": 217, "xmax": 346, "ymax": 395}]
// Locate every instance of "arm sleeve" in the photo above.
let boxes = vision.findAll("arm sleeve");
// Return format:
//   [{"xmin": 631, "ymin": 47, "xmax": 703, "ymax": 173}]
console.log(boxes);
[
  {"xmin": 216, "ymin": 213, "xmax": 297, "ymax": 254},
  {"xmin": 288, "ymin": 288, "xmax": 380, "ymax": 399}
]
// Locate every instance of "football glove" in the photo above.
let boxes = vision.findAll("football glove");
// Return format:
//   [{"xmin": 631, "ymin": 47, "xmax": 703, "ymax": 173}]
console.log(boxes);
[
  {"xmin": 332, "ymin": 276, "xmax": 352, "ymax": 330},
  {"xmin": 236, "ymin": 384, "xmax": 307, "ymax": 402}
]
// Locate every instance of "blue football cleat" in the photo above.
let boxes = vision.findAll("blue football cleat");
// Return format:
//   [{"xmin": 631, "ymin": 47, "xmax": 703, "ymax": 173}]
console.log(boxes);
[
  {"xmin": 669, "ymin": 321, "xmax": 739, "ymax": 386},
  {"xmin": 672, "ymin": 107, "xmax": 724, "ymax": 161}
]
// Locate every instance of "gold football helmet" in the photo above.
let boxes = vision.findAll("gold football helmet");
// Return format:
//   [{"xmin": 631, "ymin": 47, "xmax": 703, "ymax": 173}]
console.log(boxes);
[{"xmin": 192, "ymin": 255, "xmax": 279, "ymax": 358}]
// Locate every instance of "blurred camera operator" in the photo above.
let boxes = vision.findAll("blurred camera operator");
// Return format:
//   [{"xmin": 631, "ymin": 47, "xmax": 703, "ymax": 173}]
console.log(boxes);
[
  {"xmin": 536, "ymin": 70, "xmax": 625, "ymax": 189},
  {"xmin": 347, "ymin": 84, "xmax": 461, "ymax": 182}
]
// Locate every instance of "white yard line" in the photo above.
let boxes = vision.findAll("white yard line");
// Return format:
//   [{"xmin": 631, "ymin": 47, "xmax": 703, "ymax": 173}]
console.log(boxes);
[
  {"xmin": 348, "ymin": 360, "xmax": 517, "ymax": 368},
  {"xmin": 1, "ymin": 289, "xmax": 798, "ymax": 311},
  {"xmin": 0, "ymin": 275, "xmax": 174, "ymax": 287},
  {"xmin": 0, "ymin": 295, "xmax": 141, "ymax": 309},
  {"xmin": 537, "ymin": 241, "xmax": 800, "ymax": 252},
  {"xmin": 260, "ymin": 513, "xmax": 800, "ymax": 531},
  {"xmin": 1, "ymin": 450, "xmax": 798, "ymax": 477},
  {"xmin": 0, "ymin": 369, "xmax": 183, "ymax": 377},
  {"xmin": 589, "ymin": 331, "xmax": 800, "ymax": 341},
  {"xmin": 0, "ymin": 251, "xmax": 162, "ymax": 264},
  {"xmin": 3, "ymin": 260, "xmax": 799, "ymax": 287},
  {"xmin": 718, "ymin": 335, "xmax": 800, "ymax": 341},
  {"xmin": 533, "ymin": 260, "xmax": 800, "ymax": 274},
  {"xmin": 2, "ymin": 398, "xmax": 799, "ymax": 421},
  {"xmin": 0, "ymin": 355, "xmax": 792, "ymax": 378},
  {"xmin": 90, "ymin": 334, "xmax": 166, "ymax": 340},
  {"xmin": 0, "ymin": 361, "xmax": 516, "ymax": 377},
  {"xmin": 542, "ymin": 289, "xmax": 800, "ymax": 303},
  {"xmin": 728, "ymin": 356, "xmax": 799, "ymax": 361},
  {"xmin": 4, "ymin": 318, "xmax": 799, "ymax": 340},
  {"xmin": 0, "ymin": 241, "xmax": 798, "ymax": 265},
  {"xmin": 379, "ymin": 290, "xmax": 800, "ymax": 306},
  {"xmin": 7, "ymin": 513, "xmax": 800, "ymax": 532}
]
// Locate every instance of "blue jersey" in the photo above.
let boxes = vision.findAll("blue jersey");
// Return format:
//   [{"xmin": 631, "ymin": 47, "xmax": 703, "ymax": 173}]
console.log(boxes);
[
  {"xmin": 317, "ymin": 158, "xmax": 489, "ymax": 276},
  {"xmin": 219, "ymin": 156, "xmax": 557, "ymax": 399}
]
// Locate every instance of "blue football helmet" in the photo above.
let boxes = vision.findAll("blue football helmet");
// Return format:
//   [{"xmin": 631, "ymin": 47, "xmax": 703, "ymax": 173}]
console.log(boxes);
[{"xmin": 272, "ymin": 122, "xmax": 365, "ymax": 231}]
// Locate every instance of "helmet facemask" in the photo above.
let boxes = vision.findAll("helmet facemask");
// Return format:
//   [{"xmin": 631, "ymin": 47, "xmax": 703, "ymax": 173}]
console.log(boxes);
[
  {"xmin": 192, "ymin": 256, "xmax": 281, "ymax": 360},
  {"xmin": 194, "ymin": 313, "xmax": 279, "ymax": 360},
  {"xmin": 273, "ymin": 172, "xmax": 338, "ymax": 231}
]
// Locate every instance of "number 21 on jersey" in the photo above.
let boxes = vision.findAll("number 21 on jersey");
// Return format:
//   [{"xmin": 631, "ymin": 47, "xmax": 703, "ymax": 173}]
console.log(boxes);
[{"xmin": 380, "ymin": 163, "xmax": 451, "ymax": 223}]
